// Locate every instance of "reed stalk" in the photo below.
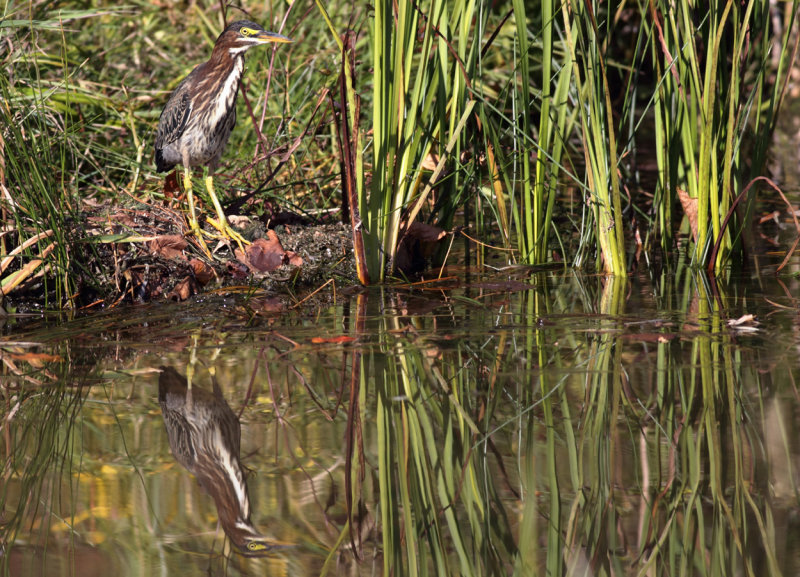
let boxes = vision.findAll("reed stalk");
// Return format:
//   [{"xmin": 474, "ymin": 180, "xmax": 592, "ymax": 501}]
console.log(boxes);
[
  {"xmin": 648, "ymin": 0, "xmax": 797, "ymax": 270},
  {"xmin": 560, "ymin": 1, "xmax": 627, "ymax": 275}
]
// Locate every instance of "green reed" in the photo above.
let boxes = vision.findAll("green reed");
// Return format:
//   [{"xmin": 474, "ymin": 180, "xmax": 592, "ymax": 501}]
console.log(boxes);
[
  {"xmin": 356, "ymin": 0, "xmax": 480, "ymax": 281},
  {"xmin": 2, "ymin": 0, "xmax": 796, "ymax": 304},
  {"xmin": 0, "ymin": 7, "xmax": 140, "ymax": 305},
  {"xmin": 499, "ymin": 0, "xmax": 575, "ymax": 266},
  {"xmin": 563, "ymin": 3, "xmax": 627, "ymax": 275},
  {"xmin": 335, "ymin": 290, "xmax": 519, "ymax": 574},
  {"xmin": 0, "ymin": 45, "xmax": 77, "ymax": 305},
  {"xmin": 648, "ymin": 0, "xmax": 798, "ymax": 270}
]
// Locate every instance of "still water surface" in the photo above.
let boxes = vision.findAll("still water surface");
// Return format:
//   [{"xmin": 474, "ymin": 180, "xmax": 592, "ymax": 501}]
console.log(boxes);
[{"xmin": 2, "ymin": 266, "xmax": 800, "ymax": 576}]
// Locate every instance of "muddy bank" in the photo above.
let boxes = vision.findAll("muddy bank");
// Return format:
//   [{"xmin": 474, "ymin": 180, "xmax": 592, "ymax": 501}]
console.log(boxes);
[{"xmin": 3, "ymin": 202, "xmax": 357, "ymax": 313}]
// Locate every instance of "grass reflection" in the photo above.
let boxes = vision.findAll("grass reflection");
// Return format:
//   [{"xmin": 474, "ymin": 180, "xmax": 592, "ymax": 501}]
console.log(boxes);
[
  {"xmin": 1, "ymin": 377, "xmax": 88, "ymax": 557},
  {"xmin": 337, "ymin": 277, "xmax": 793, "ymax": 575},
  {"xmin": 2, "ymin": 271, "xmax": 800, "ymax": 575}
]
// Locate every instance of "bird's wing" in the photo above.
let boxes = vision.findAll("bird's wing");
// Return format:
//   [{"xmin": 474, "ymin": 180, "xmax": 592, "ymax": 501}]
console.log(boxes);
[{"xmin": 155, "ymin": 89, "xmax": 192, "ymax": 149}]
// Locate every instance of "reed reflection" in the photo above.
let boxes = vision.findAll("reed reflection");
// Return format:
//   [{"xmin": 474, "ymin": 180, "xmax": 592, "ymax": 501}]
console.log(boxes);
[{"xmin": 158, "ymin": 366, "xmax": 276, "ymax": 557}]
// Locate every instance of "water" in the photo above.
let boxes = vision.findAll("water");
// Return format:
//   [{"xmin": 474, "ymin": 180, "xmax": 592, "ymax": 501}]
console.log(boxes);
[{"xmin": 2, "ymin": 263, "xmax": 800, "ymax": 576}]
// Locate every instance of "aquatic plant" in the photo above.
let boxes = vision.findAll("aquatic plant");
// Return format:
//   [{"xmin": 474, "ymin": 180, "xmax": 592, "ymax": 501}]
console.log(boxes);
[{"xmin": 0, "ymin": 0, "xmax": 797, "ymax": 299}]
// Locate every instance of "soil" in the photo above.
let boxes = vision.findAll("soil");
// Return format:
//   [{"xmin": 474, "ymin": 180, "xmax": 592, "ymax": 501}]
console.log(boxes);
[{"xmin": 2, "ymin": 201, "xmax": 358, "ymax": 313}]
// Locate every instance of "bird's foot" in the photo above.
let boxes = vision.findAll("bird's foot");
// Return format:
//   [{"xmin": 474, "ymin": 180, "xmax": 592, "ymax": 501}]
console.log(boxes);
[
  {"xmin": 187, "ymin": 217, "xmax": 215, "ymax": 259},
  {"xmin": 205, "ymin": 216, "xmax": 250, "ymax": 254},
  {"xmin": 202, "ymin": 174, "xmax": 250, "ymax": 254},
  {"xmin": 184, "ymin": 170, "xmax": 215, "ymax": 259}
]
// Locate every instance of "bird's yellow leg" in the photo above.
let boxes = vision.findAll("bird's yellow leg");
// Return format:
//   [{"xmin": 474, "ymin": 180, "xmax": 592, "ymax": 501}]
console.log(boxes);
[
  {"xmin": 203, "ymin": 171, "xmax": 250, "ymax": 252},
  {"xmin": 183, "ymin": 167, "xmax": 212, "ymax": 257},
  {"xmin": 186, "ymin": 330, "xmax": 198, "ymax": 394}
]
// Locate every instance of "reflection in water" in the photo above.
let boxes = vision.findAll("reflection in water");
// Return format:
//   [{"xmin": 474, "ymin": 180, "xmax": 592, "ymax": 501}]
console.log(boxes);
[
  {"xmin": 5, "ymin": 269, "xmax": 800, "ymax": 575},
  {"xmin": 158, "ymin": 366, "xmax": 276, "ymax": 557}
]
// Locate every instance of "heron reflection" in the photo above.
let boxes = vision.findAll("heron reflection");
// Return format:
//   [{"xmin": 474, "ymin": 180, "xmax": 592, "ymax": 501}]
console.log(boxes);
[{"xmin": 158, "ymin": 366, "xmax": 275, "ymax": 556}]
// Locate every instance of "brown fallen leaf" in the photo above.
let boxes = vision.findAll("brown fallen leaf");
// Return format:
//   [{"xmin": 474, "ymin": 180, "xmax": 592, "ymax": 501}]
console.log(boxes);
[
  {"xmin": 226, "ymin": 259, "xmax": 250, "ymax": 279},
  {"xmin": 167, "ymin": 276, "xmax": 198, "ymax": 301},
  {"xmin": 163, "ymin": 171, "xmax": 181, "ymax": 199},
  {"xmin": 421, "ymin": 152, "xmax": 440, "ymax": 171},
  {"xmin": 395, "ymin": 221, "xmax": 447, "ymax": 274},
  {"xmin": 285, "ymin": 250, "xmax": 304, "ymax": 267},
  {"xmin": 256, "ymin": 296, "xmax": 288, "ymax": 313},
  {"xmin": 148, "ymin": 235, "xmax": 188, "ymax": 260},
  {"xmin": 231, "ymin": 231, "xmax": 303, "ymax": 276},
  {"xmin": 245, "ymin": 233, "xmax": 285, "ymax": 272},
  {"xmin": 728, "ymin": 313, "xmax": 757, "ymax": 326},
  {"xmin": 189, "ymin": 258, "xmax": 216, "ymax": 286},
  {"xmin": 727, "ymin": 314, "xmax": 759, "ymax": 333},
  {"xmin": 228, "ymin": 215, "xmax": 252, "ymax": 228}
]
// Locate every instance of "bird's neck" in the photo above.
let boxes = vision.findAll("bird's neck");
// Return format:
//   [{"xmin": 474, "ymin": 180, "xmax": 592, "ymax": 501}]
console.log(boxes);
[
  {"xmin": 203, "ymin": 46, "xmax": 246, "ymax": 122},
  {"xmin": 208, "ymin": 43, "xmax": 246, "ymax": 83}
]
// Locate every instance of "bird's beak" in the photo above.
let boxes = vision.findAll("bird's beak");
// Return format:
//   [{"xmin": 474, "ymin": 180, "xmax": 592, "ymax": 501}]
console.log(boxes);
[{"xmin": 254, "ymin": 31, "xmax": 293, "ymax": 44}]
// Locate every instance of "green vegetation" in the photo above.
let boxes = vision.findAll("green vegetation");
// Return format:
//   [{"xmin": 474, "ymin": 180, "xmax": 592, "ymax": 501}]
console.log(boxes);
[
  {"xmin": 3, "ymin": 2, "xmax": 799, "ymax": 574},
  {"xmin": 0, "ymin": 1, "xmax": 797, "ymax": 294}
]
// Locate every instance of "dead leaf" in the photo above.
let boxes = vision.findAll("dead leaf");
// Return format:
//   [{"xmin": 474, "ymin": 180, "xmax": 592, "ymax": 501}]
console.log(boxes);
[
  {"xmin": 677, "ymin": 188, "xmax": 698, "ymax": 242},
  {"xmin": 148, "ymin": 235, "xmax": 188, "ymax": 260},
  {"xmin": 163, "ymin": 171, "xmax": 181, "ymax": 199},
  {"xmin": 421, "ymin": 152, "xmax": 440, "ymax": 171},
  {"xmin": 189, "ymin": 258, "xmax": 216, "ymax": 285},
  {"xmin": 228, "ymin": 215, "xmax": 252, "ymax": 228},
  {"xmin": 244, "ymin": 233, "xmax": 285, "ymax": 272},
  {"xmin": 226, "ymin": 259, "xmax": 250, "ymax": 279},
  {"xmin": 167, "ymin": 276, "xmax": 197, "ymax": 301},
  {"xmin": 728, "ymin": 314, "xmax": 757, "ymax": 326},
  {"xmin": 395, "ymin": 221, "xmax": 447, "ymax": 274},
  {"xmin": 231, "ymin": 231, "xmax": 303, "ymax": 276},
  {"xmin": 727, "ymin": 314, "xmax": 759, "ymax": 333},
  {"xmin": 285, "ymin": 250, "xmax": 304, "ymax": 267},
  {"xmin": 311, "ymin": 336, "xmax": 357, "ymax": 344},
  {"xmin": 256, "ymin": 296, "xmax": 287, "ymax": 313}
]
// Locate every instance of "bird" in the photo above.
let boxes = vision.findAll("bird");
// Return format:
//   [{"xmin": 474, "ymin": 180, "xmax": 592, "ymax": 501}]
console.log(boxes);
[
  {"xmin": 158, "ymin": 366, "xmax": 279, "ymax": 556},
  {"xmin": 154, "ymin": 20, "xmax": 291, "ymax": 255}
]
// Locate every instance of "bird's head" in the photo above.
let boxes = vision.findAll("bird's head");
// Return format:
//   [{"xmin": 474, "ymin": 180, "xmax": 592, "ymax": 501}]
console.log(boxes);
[
  {"xmin": 227, "ymin": 522, "xmax": 289, "ymax": 557},
  {"xmin": 219, "ymin": 20, "xmax": 292, "ymax": 55},
  {"xmin": 239, "ymin": 537, "xmax": 277, "ymax": 557}
]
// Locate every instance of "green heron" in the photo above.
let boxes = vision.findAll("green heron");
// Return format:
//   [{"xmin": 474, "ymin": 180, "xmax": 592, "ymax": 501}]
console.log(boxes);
[
  {"xmin": 158, "ymin": 366, "xmax": 278, "ymax": 556},
  {"xmin": 155, "ymin": 21, "xmax": 291, "ymax": 254}
]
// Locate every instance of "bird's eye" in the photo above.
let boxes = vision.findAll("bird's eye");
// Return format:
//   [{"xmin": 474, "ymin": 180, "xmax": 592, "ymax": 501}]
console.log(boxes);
[
  {"xmin": 241, "ymin": 28, "xmax": 253, "ymax": 36},
  {"xmin": 248, "ymin": 541, "xmax": 268, "ymax": 551}
]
